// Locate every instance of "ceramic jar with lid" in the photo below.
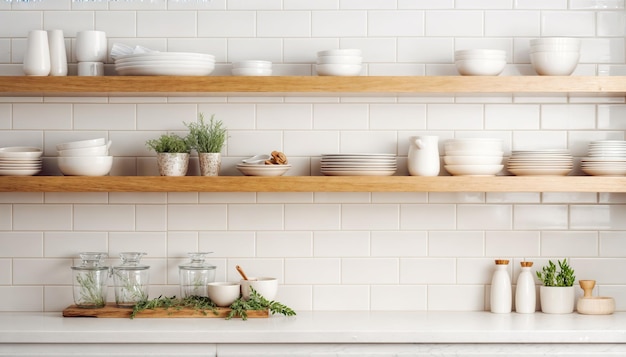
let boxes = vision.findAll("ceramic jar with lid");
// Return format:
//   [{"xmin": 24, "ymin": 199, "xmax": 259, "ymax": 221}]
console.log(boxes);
[
  {"xmin": 490, "ymin": 259, "xmax": 512, "ymax": 313},
  {"xmin": 178, "ymin": 252, "xmax": 216, "ymax": 298},
  {"xmin": 71, "ymin": 252, "xmax": 109, "ymax": 309},
  {"xmin": 111, "ymin": 252, "xmax": 150, "ymax": 307}
]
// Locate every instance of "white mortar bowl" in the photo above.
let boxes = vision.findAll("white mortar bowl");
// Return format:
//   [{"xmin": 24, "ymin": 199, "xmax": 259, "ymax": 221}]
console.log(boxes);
[
  {"xmin": 58, "ymin": 156, "xmax": 113, "ymax": 176},
  {"xmin": 240, "ymin": 277, "xmax": 278, "ymax": 301},
  {"xmin": 530, "ymin": 51, "xmax": 579, "ymax": 76},
  {"xmin": 207, "ymin": 282, "xmax": 241, "ymax": 307},
  {"xmin": 56, "ymin": 138, "xmax": 106, "ymax": 151}
]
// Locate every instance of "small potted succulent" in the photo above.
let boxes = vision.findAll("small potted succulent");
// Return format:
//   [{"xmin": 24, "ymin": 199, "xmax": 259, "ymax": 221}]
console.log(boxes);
[
  {"xmin": 145, "ymin": 133, "xmax": 192, "ymax": 176},
  {"xmin": 536, "ymin": 258, "xmax": 576, "ymax": 314},
  {"xmin": 185, "ymin": 113, "xmax": 227, "ymax": 176}
]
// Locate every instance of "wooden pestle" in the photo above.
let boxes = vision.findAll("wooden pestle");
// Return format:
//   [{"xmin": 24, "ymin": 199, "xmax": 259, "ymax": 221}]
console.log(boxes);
[{"xmin": 579, "ymin": 280, "xmax": 595, "ymax": 298}]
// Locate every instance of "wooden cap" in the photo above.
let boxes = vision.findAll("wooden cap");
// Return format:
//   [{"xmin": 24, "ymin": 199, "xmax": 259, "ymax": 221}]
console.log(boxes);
[
  {"xmin": 520, "ymin": 261, "xmax": 533, "ymax": 267},
  {"xmin": 495, "ymin": 259, "xmax": 509, "ymax": 265}
]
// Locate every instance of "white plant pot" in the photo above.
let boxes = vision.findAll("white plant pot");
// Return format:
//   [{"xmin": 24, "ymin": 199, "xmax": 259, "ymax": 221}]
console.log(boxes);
[
  {"xmin": 198, "ymin": 152, "xmax": 221, "ymax": 176},
  {"xmin": 157, "ymin": 153, "xmax": 189, "ymax": 176},
  {"xmin": 539, "ymin": 286, "xmax": 575, "ymax": 314}
]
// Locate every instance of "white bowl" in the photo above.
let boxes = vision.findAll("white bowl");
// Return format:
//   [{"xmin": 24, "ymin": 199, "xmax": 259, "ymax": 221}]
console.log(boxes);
[
  {"xmin": 56, "ymin": 138, "xmax": 106, "ymax": 151},
  {"xmin": 232, "ymin": 60, "xmax": 272, "ymax": 69},
  {"xmin": 529, "ymin": 44, "xmax": 580, "ymax": 53},
  {"xmin": 445, "ymin": 139, "xmax": 503, "ymax": 152},
  {"xmin": 445, "ymin": 150, "xmax": 504, "ymax": 157},
  {"xmin": 236, "ymin": 164, "xmax": 290, "ymax": 176},
  {"xmin": 58, "ymin": 142, "xmax": 110, "ymax": 157},
  {"xmin": 454, "ymin": 54, "xmax": 507, "ymax": 61},
  {"xmin": 455, "ymin": 49, "xmax": 506, "ymax": 57},
  {"xmin": 316, "ymin": 56, "xmax": 363, "ymax": 65},
  {"xmin": 57, "ymin": 156, "xmax": 113, "ymax": 176},
  {"xmin": 0, "ymin": 146, "xmax": 43, "ymax": 159},
  {"xmin": 444, "ymin": 155, "xmax": 503, "ymax": 165},
  {"xmin": 530, "ymin": 51, "xmax": 579, "ymax": 76},
  {"xmin": 232, "ymin": 68, "xmax": 272, "ymax": 76},
  {"xmin": 317, "ymin": 49, "xmax": 362, "ymax": 57},
  {"xmin": 445, "ymin": 164, "xmax": 504, "ymax": 176},
  {"xmin": 530, "ymin": 37, "xmax": 581, "ymax": 46},
  {"xmin": 240, "ymin": 277, "xmax": 278, "ymax": 301},
  {"xmin": 455, "ymin": 59, "xmax": 506, "ymax": 76},
  {"xmin": 315, "ymin": 64, "xmax": 362, "ymax": 76},
  {"xmin": 207, "ymin": 282, "xmax": 241, "ymax": 307}
]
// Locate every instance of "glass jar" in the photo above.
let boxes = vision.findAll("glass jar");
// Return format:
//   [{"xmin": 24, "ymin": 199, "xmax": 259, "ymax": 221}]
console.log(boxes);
[
  {"xmin": 112, "ymin": 252, "xmax": 150, "ymax": 308},
  {"xmin": 178, "ymin": 252, "xmax": 216, "ymax": 298},
  {"xmin": 71, "ymin": 252, "xmax": 109, "ymax": 309}
]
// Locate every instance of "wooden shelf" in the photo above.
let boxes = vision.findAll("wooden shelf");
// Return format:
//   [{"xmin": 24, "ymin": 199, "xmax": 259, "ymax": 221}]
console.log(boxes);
[
  {"xmin": 1, "ymin": 76, "xmax": 625, "ymax": 97},
  {"xmin": 1, "ymin": 176, "xmax": 625, "ymax": 192}
]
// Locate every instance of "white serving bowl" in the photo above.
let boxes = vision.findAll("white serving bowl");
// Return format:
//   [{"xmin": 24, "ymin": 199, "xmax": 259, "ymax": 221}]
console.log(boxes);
[
  {"xmin": 57, "ymin": 142, "xmax": 110, "ymax": 157},
  {"xmin": 240, "ymin": 277, "xmax": 278, "ymax": 301},
  {"xmin": 455, "ymin": 49, "xmax": 506, "ymax": 57},
  {"xmin": 530, "ymin": 51, "xmax": 579, "ymax": 76},
  {"xmin": 57, "ymin": 156, "xmax": 113, "ymax": 176},
  {"xmin": 232, "ymin": 60, "xmax": 272, "ymax": 69},
  {"xmin": 316, "ymin": 56, "xmax": 363, "ymax": 65},
  {"xmin": 206, "ymin": 282, "xmax": 241, "ymax": 307},
  {"xmin": 455, "ymin": 58, "xmax": 506, "ymax": 76},
  {"xmin": 0, "ymin": 146, "xmax": 43, "ymax": 159},
  {"xmin": 56, "ymin": 138, "xmax": 106, "ymax": 151},
  {"xmin": 315, "ymin": 64, "xmax": 362, "ymax": 76},
  {"xmin": 317, "ymin": 49, "xmax": 362, "ymax": 57},
  {"xmin": 529, "ymin": 44, "xmax": 580, "ymax": 53},
  {"xmin": 445, "ymin": 164, "xmax": 504, "ymax": 176},
  {"xmin": 530, "ymin": 37, "xmax": 581, "ymax": 47},
  {"xmin": 445, "ymin": 150, "xmax": 504, "ymax": 157},
  {"xmin": 445, "ymin": 139, "xmax": 503, "ymax": 152},
  {"xmin": 454, "ymin": 54, "xmax": 506, "ymax": 61},
  {"xmin": 232, "ymin": 68, "xmax": 272, "ymax": 76},
  {"xmin": 444, "ymin": 155, "xmax": 503, "ymax": 165}
]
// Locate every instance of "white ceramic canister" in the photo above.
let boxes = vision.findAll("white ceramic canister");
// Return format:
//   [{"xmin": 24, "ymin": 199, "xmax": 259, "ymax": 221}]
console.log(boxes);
[
  {"xmin": 23, "ymin": 30, "xmax": 51, "ymax": 76},
  {"xmin": 515, "ymin": 261, "xmax": 536, "ymax": 313},
  {"xmin": 47, "ymin": 29, "xmax": 67, "ymax": 76},
  {"xmin": 490, "ymin": 259, "xmax": 512, "ymax": 313},
  {"xmin": 408, "ymin": 135, "xmax": 440, "ymax": 176}
]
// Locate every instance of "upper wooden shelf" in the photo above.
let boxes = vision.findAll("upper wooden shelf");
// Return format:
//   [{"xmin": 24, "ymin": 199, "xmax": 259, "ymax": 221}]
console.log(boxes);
[
  {"xmin": 1, "ymin": 76, "xmax": 625, "ymax": 97},
  {"xmin": 1, "ymin": 176, "xmax": 625, "ymax": 192}
]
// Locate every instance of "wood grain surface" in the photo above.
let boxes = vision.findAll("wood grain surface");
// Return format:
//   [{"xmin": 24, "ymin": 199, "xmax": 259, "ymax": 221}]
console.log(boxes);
[{"xmin": 62, "ymin": 304, "xmax": 269, "ymax": 318}]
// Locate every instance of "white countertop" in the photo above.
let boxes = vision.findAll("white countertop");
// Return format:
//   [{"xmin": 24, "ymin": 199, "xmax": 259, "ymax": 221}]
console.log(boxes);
[{"xmin": 1, "ymin": 311, "xmax": 625, "ymax": 344}]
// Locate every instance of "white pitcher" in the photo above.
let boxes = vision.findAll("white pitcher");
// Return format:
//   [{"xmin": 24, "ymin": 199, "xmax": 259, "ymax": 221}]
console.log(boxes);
[{"xmin": 408, "ymin": 135, "xmax": 440, "ymax": 176}]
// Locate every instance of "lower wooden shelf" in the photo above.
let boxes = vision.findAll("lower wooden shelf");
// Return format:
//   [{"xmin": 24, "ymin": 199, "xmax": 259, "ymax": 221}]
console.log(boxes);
[{"xmin": 1, "ymin": 175, "xmax": 625, "ymax": 192}]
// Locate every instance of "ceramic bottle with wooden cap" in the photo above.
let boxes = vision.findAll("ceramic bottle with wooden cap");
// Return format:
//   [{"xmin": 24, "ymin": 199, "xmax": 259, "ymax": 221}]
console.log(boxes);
[
  {"xmin": 515, "ymin": 261, "xmax": 536, "ymax": 313},
  {"xmin": 490, "ymin": 259, "xmax": 512, "ymax": 313}
]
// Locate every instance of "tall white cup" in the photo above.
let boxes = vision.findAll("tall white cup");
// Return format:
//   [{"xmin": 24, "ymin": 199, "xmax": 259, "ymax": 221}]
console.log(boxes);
[
  {"xmin": 78, "ymin": 61, "xmax": 104, "ymax": 76},
  {"xmin": 75, "ymin": 30, "xmax": 107, "ymax": 62},
  {"xmin": 408, "ymin": 135, "xmax": 440, "ymax": 176},
  {"xmin": 23, "ymin": 30, "xmax": 51, "ymax": 76},
  {"xmin": 48, "ymin": 29, "xmax": 68, "ymax": 76}
]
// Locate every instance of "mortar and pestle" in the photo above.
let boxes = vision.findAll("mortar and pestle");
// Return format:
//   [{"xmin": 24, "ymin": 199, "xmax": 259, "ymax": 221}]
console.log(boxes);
[{"xmin": 576, "ymin": 280, "xmax": 615, "ymax": 315}]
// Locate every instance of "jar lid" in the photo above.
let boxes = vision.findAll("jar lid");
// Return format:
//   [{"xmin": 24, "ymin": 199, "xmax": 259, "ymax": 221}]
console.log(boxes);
[
  {"xmin": 113, "ymin": 252, "xmax": 149, "ymax": 270},
  {"xmin": 495, "ymin": 259, "xmax": 509, "ymax": 265},
  {"xmin": 520, "ymin": 261, "xmax": 533, "ymax": 267},
  {"xmin": 179, "ymin": 252, "xmax": 216, "ymax": 270},
  {"xmin": 71, "ymin": 252, "xmax": 109, "ymax": 271}
]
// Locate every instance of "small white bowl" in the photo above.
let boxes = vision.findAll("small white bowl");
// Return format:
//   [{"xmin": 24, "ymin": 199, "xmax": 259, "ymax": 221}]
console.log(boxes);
[
  {"xmin": 207, "ymin": 282, "xmax": 241, "ymax": 307},
  {"xmin": 444, "ymin": 155, "xmax": 503, "ymax": 166},
  {"xmin": 529, "ymin": 44, "xmax": 580, "ymax": 53},
  {"xmin": 445, "ymin": 139, "xmax": 503, "ymax": 152},
  {"xmin": 232, "ymin": 68, "xmax": 272, "ymax": 76},
  {"xmin": 56, "ymin": 138, "xmax": 106, "ymax": 151},
  {"xmin": 455, "ymin": 59, "xmax": 506, "ymax": 76},
  {"xmin": 445, "ymin": 150, "xmax": 504, "ymax": 157},
  {"xmin": 240, "ymin": 277, "xmax": 278, "ymax": 301},
  {"xmin": 530, "ymin": 37, "xmax": 581, "ymax": 46},
  {"xmin": 58, "ymin": 142, "xmax": 110, "ymax": 157},
  {"xmin": 236, "ymin": 164, "xmax": 290, "ymax": 176},
  {"xmin": 57, "ymin": 156, "xmax": 113, "ymax": 176},
  {"xmin": 316, "ymin": 56, "xmax": 363, "ymax": 65},
  {"xmin": 315, "ymin": 64, "xmax": 362, "ymax": 76},
  {"xmin": 0, "ymin": 146, "xmax": 43, "ymax": 159},
  {"xmin": 445, "ymin": 164, "xmax": 504, "ymax": 176},
  {"xmin": 317, "ymin": 49, "xmax": 362, "ymax": 57},
  {"xmin": 232, "ymin": 60, "xmax": 272, "ymax": 69},
  {"xmin": 530, "ymin": 51, "xmax": 579, "ymax": 76}
]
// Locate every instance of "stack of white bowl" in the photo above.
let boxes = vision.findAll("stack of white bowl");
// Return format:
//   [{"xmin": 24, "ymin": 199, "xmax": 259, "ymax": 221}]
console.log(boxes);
[
  {"xmin": 507, "ymin": 149, "xmax": 573, "ymax": 176},
  {"xmin": 444, "ymin": 139, "xmax": 504, "ymax": 176},
  {"xmin": 316, "ymin": 49, "xmax": 362, "ymax": 76},
  {"xmin": 529, "ymin": 37, "xmax": 580, "ymax": 76},
  {"xmin": 581, "ymin": 141, "xmax": 626, "ymax": 176},
  {"xmin": 454, "ymin": 49, "xmax": 506, "ymax": 76},
  {"xmin": 0, "ymin": 146, "xmax": 42, "ymax": 176},
  {"xmin": 56, "ymin": 138, "xmax": 113, "ymax": 176},
  {"xmin": 231, "ymin": 60, "xmax": 272, "ymax": 76}
]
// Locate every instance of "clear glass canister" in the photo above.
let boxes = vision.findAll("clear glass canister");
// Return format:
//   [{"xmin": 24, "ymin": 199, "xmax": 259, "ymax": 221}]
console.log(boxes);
[
  {"xmin": 71, "ymin": 252, "xmax": 109, "ymax": 309},
  {"xmin": 112, "ymin": 252, "xmax": 150, "ymax": 308},
  {"xmin": 178, "ymin": 252, "xmax": 216, "ymax": 298}
]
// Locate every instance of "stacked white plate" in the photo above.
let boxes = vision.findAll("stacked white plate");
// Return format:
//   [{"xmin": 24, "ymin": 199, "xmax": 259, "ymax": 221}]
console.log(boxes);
[
  {"xmin": 0, "ymin": 146, "xmax": 42, "ymax": 176},
  {"xmin": 507, "ymin": 149, "xmax": 573, "ymax": 176},
  {"xmin": 581, "ymin": 141, "xmax": 626, "ymax": 176},
  {"xmin": 320, "ymin": 153, "xmax": 396, "ymax": 176},
  {"xmin": 316, "ymin": 49, "xmax": 362, "ymax": 76},
  {"xmin": 114, "ymin": 52, "xmax": 216, "ymax": 76},
  {"xmin": 443, "ymin": 139, "xmax": 504, "ymax": 176},
  {"xmin": 231, "ymin": 60, "xmax": 272, "ymax": 76}
]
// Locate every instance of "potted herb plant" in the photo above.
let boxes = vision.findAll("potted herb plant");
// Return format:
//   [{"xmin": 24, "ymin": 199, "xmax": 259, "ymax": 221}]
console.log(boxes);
[
  {"xmin": 185, "ymin": 113, "xmax": 227, "ymax": 176},
  {"xmin": 536, "ymin": 258, "xmax": 576, "ymax": 314},
  {"xmin": 145, "ymin": 133, "xmax": 192, "ymax": 176}
]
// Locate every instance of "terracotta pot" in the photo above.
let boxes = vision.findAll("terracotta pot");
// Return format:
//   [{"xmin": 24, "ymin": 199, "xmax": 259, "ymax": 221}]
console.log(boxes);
[
  {"xmin": 199, "ymin": 152, "xmax": 221, "ymax": 176},
  {"xmin": 157, "ymin": 153, "xmax": 189, "ymax": 176}
]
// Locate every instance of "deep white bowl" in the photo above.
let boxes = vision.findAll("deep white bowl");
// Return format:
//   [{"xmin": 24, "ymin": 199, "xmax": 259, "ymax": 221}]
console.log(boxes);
[
  {"xmin": 56, "ymin": 138, "xmax": 106, "ymax": 151},
  {"xmin": 445, "ymin": 164, "xmax": 504, "ymax": 176},
  {"xmin": 530, "ymin": 51, "xmax": 579, "ymax": 76},
  {"xmin": 529, "ymin": 44, "xmax": 580, "ymax": 53},
  {"xmin": 445, "ymin": 139, "xmax": 503, "ymax": 152},
  {"xmin": 444, "ymin": 155, "xmax": 504, "ymax": 165},
  {"xmin": 455, "ymin": 58, "xmax": 506, "ymax": 76},
  {"xmin": 206, "ymin": 282, "xmax": 241, "ymax": 307},
  {"xmin": 454, "ymin": 54, "xmax": 507, "ymax": 61},
  {"xmin": 530, "ymin": 37, "xmax": 581, "ymax": 47},
  {"xmin": 316, "ymin": 56, "xmax": 363, "ymax": 65},
  {"xmin": 57, "ymin": 156, "xmax": 113, "ymax": 176},
  {"xmin": 315, "ymin": 64, "xmax": 362, "ymax": 76},
  {"xmin": 58, "ymin": 142, "xmax": 110, "ymax": 157},
  {"xmin": 317, "ymin": 49, "xmax": 362, "ymax": 57},
  {"xmin": 240, "ymin": 277, "xmax": 278, "ymax": 301},
  {"xmin": 232, "ymin": 68, "xmax": 272, "ymax": 76},
  {"xmin": 232, "ymin": 60, "xmax": 272, "ymax": 69}
]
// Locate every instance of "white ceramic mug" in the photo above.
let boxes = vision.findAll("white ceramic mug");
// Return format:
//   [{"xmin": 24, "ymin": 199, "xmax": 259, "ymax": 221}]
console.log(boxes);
[
  {"xmin": 408, "ymin": 135, "xmax": 440, "ymax": 176},
  {"xmin": 23, "ymin": 30, "xmax": 51, "ymax": 76},
  {"xmin": 75, "ymin": 30, "xmax": 107, "ymax": 62},
  {"xmin": 47, "ymin": 29, "xmax": 68, "ymax": 76},
  {"xmin": 77, "ymin": 61, "xmax": 104, "ymax": 76}
]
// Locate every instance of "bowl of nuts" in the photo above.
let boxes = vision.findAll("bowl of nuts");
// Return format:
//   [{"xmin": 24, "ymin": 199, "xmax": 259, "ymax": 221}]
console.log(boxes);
[{"xmin": 237, "ymin": 151, "xmax": 291, "ymax": 176}]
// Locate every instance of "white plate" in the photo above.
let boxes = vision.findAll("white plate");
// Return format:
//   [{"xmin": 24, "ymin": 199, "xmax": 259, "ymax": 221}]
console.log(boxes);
[
  {"xmin": 582, "ymin": 167, "xmax": 626, "ymax": 176},
  {"xmin": 581, "ymin": 157, "xmax": 626, "ymax": 162},
  {"xmin": 236, "ymin": 165, "xmax": 291, "ymax": 176},
  {"xmin": 0, "ymin": 146, "xmax": 43, "ymax": 159},
  {"xmin": 116, "ymin": 66, "xmax": 215, "ymax": 76},
  {"xmin": 115, "ymin": 52, "xmax": 215, "ymax": 61},
  {"xmin": 508, "ymin": 168, "xmax": 572, "ymax": 176},
  {"xmin": 0, "ymin": 164, "xmax": 42, "ymax": 169},
  {"xmin": 115, "ymin": 61, "xmax": 215, "ymax": 68},
  {"xmin": 444, "ymin": 164, "xmax": 503, "ymax": 176},
  {"xmin": 322, "ymin": 153, "xmax": 396, "ymax": 157},
  {"xmin": 321, "ymin": 169, "xmax": 396, "ymax": 176},
  {"xmin": 321, "ymin": 158, "xmax": 397, "ymax": 163},
  {"xmin": 0, "ymin": 168, "xmax": 40, "ymax": 176}
]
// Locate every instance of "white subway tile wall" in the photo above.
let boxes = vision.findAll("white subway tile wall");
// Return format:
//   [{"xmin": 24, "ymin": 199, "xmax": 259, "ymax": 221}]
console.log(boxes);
[{"xmin": 0, "ymin": 2, "xmax": 626, "ymax": 312}]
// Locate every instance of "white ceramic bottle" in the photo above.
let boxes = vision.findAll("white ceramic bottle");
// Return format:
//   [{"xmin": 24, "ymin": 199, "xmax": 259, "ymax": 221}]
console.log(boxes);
[
  {"xmin": 515, "ymin": 261, "xmax": 536, "ymax": 313},
  {"xmin": 490, "ymin": 259, "xmax": 512, "ymax": 313},
  {"xmin": 23, "ymin": 30, "xmax": 51, "ymax": 76},
  {"xmin": 47, "ymin": 29, "xmax": 68, "ymax": 76}
]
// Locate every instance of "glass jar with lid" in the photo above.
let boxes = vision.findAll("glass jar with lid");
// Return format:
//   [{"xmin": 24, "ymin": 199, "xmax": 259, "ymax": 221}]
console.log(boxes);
[
  {"xmin": 178, "ymin": 252, "xmax": 216, "ymax": 298},
  {"xmin": 111, "ymin": 252, "xmax": 150, "ymax": 308},
  {"xmin": 71, "ymin": 252, "xmax": 109, "ymax": 309}
]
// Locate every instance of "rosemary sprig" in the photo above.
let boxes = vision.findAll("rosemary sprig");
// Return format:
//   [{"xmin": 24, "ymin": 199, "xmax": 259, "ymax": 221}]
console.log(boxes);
[
  {"xmin": 75, "ymin": 271, "xmax": 106, "ymax": 307},
  {"xmin": 227, "ymin": 287, "xmax": 296, "ymax": 321}
]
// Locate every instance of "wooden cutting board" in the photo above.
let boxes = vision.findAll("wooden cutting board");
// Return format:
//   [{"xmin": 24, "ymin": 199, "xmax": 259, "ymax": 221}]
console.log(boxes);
[{"xmin": 62, "ymin": 303, "xmax": 269, "ymax": 318}]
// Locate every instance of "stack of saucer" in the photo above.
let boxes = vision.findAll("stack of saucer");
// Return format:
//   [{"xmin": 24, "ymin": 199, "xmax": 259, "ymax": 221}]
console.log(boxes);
[
  {"xmin": 507, "ymin": 149, "xmax": 573, "ymax": 176},
  {"xmin": 316, "ymin": 49, "xmax": 362, "ymax": 76},
  {"xmin": 581, "ymin": 140, "xmax": 626, "ymax": 176},
  {"xmin": 320, "ymin": 153, "xmax": 396, "ymax": 176},
  {"xmin": 0, "ymin": 146, "xmax": 43, "ymax": 176},
  {"xmin": 231, "ymin": 60, "xmax": 272, "ymax": 76}
]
